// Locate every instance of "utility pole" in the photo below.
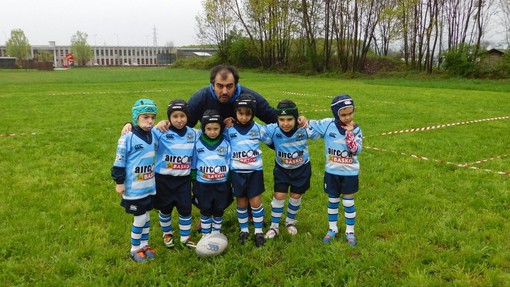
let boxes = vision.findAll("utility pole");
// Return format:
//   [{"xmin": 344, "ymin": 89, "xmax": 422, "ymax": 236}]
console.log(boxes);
[{"xmin": 152, "ymin": 25, "xmax": 158, "ymax": 47}]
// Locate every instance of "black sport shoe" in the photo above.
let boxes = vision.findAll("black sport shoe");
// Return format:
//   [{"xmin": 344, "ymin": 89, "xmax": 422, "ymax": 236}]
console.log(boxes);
[
  {"xmin": 255, "ymin": 233, "xmax": 265, "ymax": 247},
  {"xmin": 239, "ymin": 231, "xmax": 249, "ymax": 245}
]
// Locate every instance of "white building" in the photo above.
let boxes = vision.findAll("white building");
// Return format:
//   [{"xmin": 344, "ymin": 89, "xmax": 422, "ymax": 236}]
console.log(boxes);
[
  {"xmin": 0, "ymin": 42, "xmax": 176, "ymax": 68},
  {"xmin": 0, "ymin": 43, "xmax": 217, "ymax": 68}
]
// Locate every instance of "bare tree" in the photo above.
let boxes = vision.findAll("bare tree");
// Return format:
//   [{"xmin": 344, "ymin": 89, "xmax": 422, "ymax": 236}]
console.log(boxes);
[
  {"xmin": 196, "ymin": 0, "xmax": 237, "ymax": 62},
  {"xmin": 498, "ymin": 0, "xmax": 510, "ymax": 47},
  {"xmin": 230, "ymin": 0, "xmax": 296, "ymax": 68}
]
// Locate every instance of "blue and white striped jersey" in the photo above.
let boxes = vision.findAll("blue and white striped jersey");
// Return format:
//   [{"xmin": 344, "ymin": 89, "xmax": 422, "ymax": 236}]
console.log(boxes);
[
  {"xmin": 263, "ymin": 124, "xmax": 321, "ymax": 169},
  {"xmin": 153, "ymin": 127, "xmax": 199, "ymax": 176},
  {"xmin": 192, "ymin": 137, "xmax": 231, "ymax": 183},
  {"xmin": 308, "ymin": 118, "xmax": 363, "ymax": 176},
  {"xmin": 225, "ymin": 122, "xmax": 270, "ymax": 172},
  {"xmin": 113, "ymin": 132, "xmax": 156, "ymax": 200}
]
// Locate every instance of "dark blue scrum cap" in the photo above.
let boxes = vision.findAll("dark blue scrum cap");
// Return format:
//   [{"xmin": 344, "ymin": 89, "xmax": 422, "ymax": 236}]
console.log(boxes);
[
  {"xmin": 331, "ymin": 94, "xmax": 354, "ymax": 120},
  {"xmin": 200, "ymin": 109, "xmax": 224, "ymax": 132},
  {"xmin": 167, "ymin": 99, "xmax": 190, "ymax": 119}
]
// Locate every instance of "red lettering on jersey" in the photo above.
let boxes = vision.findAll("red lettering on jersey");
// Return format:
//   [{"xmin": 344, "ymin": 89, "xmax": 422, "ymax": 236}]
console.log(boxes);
[
  {"xmin": 168, "ymin": 163, "xmax": 190, "ymax": 170},
  {"xmin": 281, "ymin": 157, "xmax": 304, "ymax": 165},
  {"xmin": 239, "ymin": 157, "xmax": 257, "ymax": 164},
  {"xmin": 328, "ymin": 156, "xmax": 354, "ymax": 164},
  {"xmin": 203, "ymin": 173, "xmax": 226, "ymax": 179}
]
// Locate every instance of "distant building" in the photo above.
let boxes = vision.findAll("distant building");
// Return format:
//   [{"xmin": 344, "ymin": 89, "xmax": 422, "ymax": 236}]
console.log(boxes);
[
  {"xmin": 479, "ymin": 48, "xmax": 506, "ymax": 68},
  {"xmin": 0, "ymin": 43, "xmax": 217, "ymax": 68},
  {"xmin": 0, "ymin": 57, "xmax": 16, "ymax": 69}
]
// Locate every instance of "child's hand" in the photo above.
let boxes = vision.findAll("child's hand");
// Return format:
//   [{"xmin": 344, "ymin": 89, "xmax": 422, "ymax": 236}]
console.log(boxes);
[
  {"xmin": 155, "ymin": 120, "xmax": 171, "ymax": 132},
  {"xmin": 115, "ymin": 184, "xmax": 125, "ymax": 196},
  {"xmin": 344, "ymin": 121, "xmax": 355, "ymax": 132},
  {"xmin": 224, "ymin": 117, "xmax": 235, "ymax": 127},
  {"xmin": 121, "ymin": 123, "xmax": 132, "ymax": 135},
  {"xmin": 297, "ymin": 116, "xmax": 308, "ymax": 128}
]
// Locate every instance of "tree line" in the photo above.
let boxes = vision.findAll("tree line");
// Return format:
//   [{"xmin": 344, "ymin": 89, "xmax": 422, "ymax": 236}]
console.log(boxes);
[
  {"xmin": 4, "ymin": 30, "xmax": 93, "ymax": 67},
  {"xmin": 195, "ymin": 0, "xmax": 510, "ymax": 76}
]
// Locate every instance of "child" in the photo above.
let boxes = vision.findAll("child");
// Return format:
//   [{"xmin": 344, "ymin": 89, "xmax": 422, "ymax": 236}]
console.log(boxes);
[
  {"xmin": 263, "ymin": 100, "xmax": 320, "ymax": 239},
  {"xmin": 191, "ymin": 110, "xmax": 233, "ymax": 237},
  {"xmin": 225, "ymin": 94, "xmax": 270, "ymax": 247},
  {"xmin": 152, "ymin": 99, "xmax": 199, "ymax": 249},
  {"xmin": 111, "ymin": 99, "xmax": 158, "ymax": 263},
  {"xmin": 308, "ymin": 94, "xmax": 362, "ymax": 246}
]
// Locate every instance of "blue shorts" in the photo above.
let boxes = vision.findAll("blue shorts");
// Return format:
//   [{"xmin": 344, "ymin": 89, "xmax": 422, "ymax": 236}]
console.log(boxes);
[
  {"xmin": 273, "ymin": 162, "xmax": 311, "ymax": 194},
  {"xmin": 120, "ymin": 195, "xmax": 153, "ymax": 216},
  {"xmin": 324, "ymin": 172, "xmax": 359, "ymax": 196},
  {"xmin": 154, "ymin": 173, "xmax": 192, "ymax": 215},
  {"xmin": 192, "ymin": 181, "xmax": 233, "ymax": 217},
  {"xmin": 231, "ymin": 170, "xmax": 265, "ymax": 198}
]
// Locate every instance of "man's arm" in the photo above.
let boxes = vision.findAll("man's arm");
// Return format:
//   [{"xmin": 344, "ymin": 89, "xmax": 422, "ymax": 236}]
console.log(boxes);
[
  {"xmin": 187, "ymin": 87, "xmax": 209, "ymax": 128},
  {"xmin": 243, "ymin": 87, "xmax": 277, "ymax": 124}
]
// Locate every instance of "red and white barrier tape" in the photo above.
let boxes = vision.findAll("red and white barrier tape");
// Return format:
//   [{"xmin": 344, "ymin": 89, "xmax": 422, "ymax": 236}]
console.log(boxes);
[
  {"xmin": 365, "ymin": 146, "xmax": 510, "ymax": 176},
  {"xmin": 365, "ymin": 116, "xmax": 510, "ymax": 138}
]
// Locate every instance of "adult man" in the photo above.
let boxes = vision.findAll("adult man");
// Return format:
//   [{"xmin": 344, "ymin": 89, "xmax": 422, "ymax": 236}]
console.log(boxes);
[
  {"xmin": 186, "ymin": 65, "xmax": 278, "ymax": 128},
  {"xmin": 123, "ymin": 65, "xmax": 306, "ymax": 131}
]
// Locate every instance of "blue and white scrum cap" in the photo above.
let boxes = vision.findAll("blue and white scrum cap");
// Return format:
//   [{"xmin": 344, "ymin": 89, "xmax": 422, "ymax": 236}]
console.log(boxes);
[
  {"xmin": 132, "ymin": 99, "xmax": 157, "ymax": 126},
  {"xmin": 331, "ymin": 94, "xmax": 354, "ymax": 120}
]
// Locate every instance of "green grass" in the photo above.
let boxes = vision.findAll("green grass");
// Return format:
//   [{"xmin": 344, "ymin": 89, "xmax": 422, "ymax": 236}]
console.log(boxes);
[{"xmin": 0, "ymin": 68, "xmax": 509, "ymax": 287}]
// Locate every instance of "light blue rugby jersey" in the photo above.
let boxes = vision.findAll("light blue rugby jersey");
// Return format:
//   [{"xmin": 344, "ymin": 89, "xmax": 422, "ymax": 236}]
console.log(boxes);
[
  {"xmin": 113, "ymin": 132, "xmax": 156, "ymax": 200},
  {"xmin": 308, "ymin": 118, "xmax": 363, "ymax": 176},
  {"xmin": 192, "ymin": 137, "xmax": 231, "ymax": 184},
  {"xmin": 225, "ymin": 122, "xmax": 270, "ymax": 172},
  {"xmin": 263, "ymin": 123, "xmax": 321, "ymax": 170},
  {"xmin": 153, "ymin": 127, "xmax": 199, "ymax": 176}
]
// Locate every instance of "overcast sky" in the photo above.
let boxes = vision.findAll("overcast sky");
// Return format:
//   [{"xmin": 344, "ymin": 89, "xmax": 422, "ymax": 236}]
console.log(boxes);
[
  {"xmin": 2, "ymin": 0, "xmax": 507, "ymax": 48},
  {"xmin": 1, "ymin": 0, "xmax": 203, "ymax": 47}
]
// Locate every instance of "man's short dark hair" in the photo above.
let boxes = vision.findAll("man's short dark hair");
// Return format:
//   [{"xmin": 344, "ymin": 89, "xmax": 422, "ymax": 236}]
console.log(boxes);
[{"xmin": 210, "ymin": 65, "xmax": 240, "ymax": 85}]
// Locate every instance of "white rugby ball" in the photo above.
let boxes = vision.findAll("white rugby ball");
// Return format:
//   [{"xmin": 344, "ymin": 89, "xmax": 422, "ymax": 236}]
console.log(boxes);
[{"xmin": 196, "ymin": 233, "xmax": 228, "ymax": 257}]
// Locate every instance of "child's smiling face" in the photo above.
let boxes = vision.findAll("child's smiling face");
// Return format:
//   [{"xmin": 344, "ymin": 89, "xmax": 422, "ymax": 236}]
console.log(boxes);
[{"xmin": 278, "ymin": 115, "xmax": 296, "ymax": 133}]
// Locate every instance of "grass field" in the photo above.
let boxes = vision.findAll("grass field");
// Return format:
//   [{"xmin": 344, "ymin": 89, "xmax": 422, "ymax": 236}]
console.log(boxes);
[{"xmin": 0, "ymin": 68, "xmax": 509, "ymax": 287}]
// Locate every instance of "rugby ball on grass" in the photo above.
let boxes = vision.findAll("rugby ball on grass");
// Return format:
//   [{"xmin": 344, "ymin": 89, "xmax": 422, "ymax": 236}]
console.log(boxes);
[{"xmin": 196, "ymin": 233, "xmax": 228, "ymax": 257}]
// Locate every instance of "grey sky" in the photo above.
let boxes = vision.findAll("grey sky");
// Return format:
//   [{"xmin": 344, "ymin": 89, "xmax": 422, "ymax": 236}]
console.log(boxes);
[
  {"xmin": 1, "ymin": 0, "xmax": 203, "ymax": 47},
  {"xmin": 1, "ymin": 0, "xmax": 507, "ymax": 48}
]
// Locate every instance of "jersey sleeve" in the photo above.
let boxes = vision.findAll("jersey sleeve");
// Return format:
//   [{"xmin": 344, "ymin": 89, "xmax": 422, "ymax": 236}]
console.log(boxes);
[
  {"xmin": 260, "ymin": 123, "xmax": 276, "ymax": 146},
  {"xmin": 308, "ymin": 119, "xmax": 330, "ymax": 137},
  {"xmin": 306, "ymin": 125, "xmax": 322, "ymax": 140},
  {"xmin": 112, "ymin": 133, "xmax": 130, "ymax": 183},
  {"xmin": 187, "ymin": 88, "xmax": 208, "ymax": 128}
]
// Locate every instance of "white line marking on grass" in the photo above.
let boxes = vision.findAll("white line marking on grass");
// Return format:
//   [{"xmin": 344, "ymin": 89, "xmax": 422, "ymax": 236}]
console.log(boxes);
[
  {"xmin": 281, "ymin": 91, "xmax": 328, "ymax": 98},
  {"xmin": 49, "ymin": 90, "xmax": 170, "ymax": 96},
  {"xmin": 365, "ymin": 146, "xmax": 510, "ymax": 177},
  {"xmin": 0, "ymin": 132, "xmax": 37, "ymax": 137},
  {"xmin": 365, "ymin": 116, "xmax": 510, "ymax": 138}
]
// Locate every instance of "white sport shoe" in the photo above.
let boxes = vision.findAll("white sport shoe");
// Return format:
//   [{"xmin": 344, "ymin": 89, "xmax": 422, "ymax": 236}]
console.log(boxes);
[
  {"xmin": 286, "ymin": 224, "xmax": 298, "ymax": 235},
  {"xmin": 265, "ymin": 228, "xmax": 279, "ymax": 239}
]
